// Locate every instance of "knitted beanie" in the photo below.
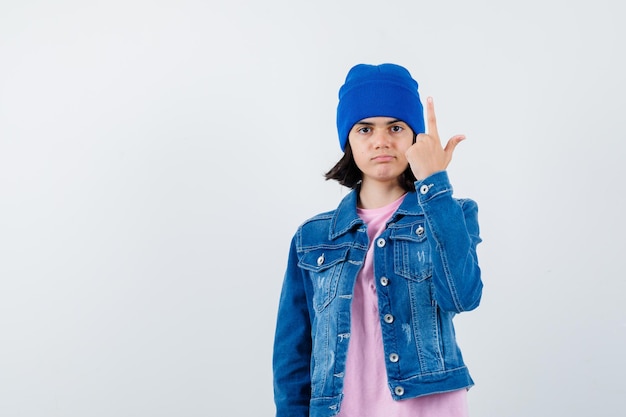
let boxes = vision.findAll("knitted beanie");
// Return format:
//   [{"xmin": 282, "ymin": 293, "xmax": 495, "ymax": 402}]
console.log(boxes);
[{"xmin": 336, "ymin": 63, "xmax": 425, "ymax": 151}]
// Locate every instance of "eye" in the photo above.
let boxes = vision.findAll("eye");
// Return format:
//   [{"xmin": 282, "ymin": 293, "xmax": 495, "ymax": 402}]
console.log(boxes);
[
  {"xmin": 357, "ymin": 126, "xmax": 372, "ymax": 134},
  {"xmin": 390, "ymin": 125, "xmax": 404, "ymax": 133}
]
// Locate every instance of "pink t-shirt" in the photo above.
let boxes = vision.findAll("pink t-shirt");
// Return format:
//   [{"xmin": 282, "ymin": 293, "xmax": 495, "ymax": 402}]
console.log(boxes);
[{"xmin": 337, "ymin": 194, "xmax": 469, "ymax": 417}]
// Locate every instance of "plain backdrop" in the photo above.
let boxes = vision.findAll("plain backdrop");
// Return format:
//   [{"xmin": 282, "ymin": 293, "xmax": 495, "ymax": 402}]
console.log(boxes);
[{"xmin": 1, "ymin": 1, "xmax": 624, "ymax": 416}]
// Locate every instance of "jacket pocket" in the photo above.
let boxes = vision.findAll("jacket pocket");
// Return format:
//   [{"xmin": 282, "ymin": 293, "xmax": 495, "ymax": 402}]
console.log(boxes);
[
  {"xmin": 299, "ymin": 247, "xmax": 349, "ymax": 312},
  {"xmin": 389, "ymin": 221, "xmax": 432, "ymax": 282}
]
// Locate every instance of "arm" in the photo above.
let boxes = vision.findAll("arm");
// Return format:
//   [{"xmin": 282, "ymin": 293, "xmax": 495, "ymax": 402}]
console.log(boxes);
[
  {"xmin": 405, "ymin": 96, "xmax": 482, "ymax": 312},
  {"xmin": 272, "ymin": 236, "xmax": 313, "ymax": 417},
  {"xmin": 417, "ymin": 171, "xmax": 482, "ymax": 312}
]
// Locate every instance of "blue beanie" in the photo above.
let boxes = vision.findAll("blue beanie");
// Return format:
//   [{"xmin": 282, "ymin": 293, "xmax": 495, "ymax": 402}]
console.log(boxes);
[{"xmin": 336, "ymin": 63, "xmax": 425, "ymax": 151}]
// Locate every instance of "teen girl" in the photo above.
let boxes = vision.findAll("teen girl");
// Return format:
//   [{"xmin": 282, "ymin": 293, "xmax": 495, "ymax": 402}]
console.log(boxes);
[{"xmin": 273, "ymin": 63, "xmax": 483, "ymax": 417}]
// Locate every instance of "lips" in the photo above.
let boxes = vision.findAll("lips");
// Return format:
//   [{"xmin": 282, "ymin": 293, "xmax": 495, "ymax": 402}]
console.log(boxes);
[{"xmin": 372, "ymin": 154, "xmax": 395, "ymax": 162}]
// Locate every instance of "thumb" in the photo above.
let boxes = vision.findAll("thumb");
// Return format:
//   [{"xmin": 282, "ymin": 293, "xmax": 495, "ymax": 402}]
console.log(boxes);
[{"xmin": 444, "ymin": 135, "xmax": 466, "ymax": 154}]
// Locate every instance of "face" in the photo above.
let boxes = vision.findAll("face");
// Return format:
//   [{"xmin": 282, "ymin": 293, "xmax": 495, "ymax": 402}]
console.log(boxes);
[{"xmin": 348, "ymin": 117, "xmax": 414, "ymax": 185}]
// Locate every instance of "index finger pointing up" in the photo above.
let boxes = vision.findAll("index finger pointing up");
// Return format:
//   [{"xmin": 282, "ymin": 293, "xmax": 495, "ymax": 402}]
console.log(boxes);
[{"xmin": 426, "ymin": 96, "xmax": 440, "ymax": 139}]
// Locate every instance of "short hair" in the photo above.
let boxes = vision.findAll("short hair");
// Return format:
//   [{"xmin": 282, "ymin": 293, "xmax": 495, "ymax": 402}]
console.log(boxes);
[{"xmin": 324, "ymin": 142, "xmax": 417, "ymax": 192}]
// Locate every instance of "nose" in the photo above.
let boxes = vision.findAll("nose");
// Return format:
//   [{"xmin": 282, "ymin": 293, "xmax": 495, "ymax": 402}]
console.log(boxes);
[{"xmin": 373, "ymin": 129, "xmax": 391, "ymax": 148}]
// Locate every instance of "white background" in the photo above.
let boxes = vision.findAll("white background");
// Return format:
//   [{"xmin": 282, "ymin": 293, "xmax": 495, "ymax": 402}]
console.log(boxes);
[{"xmin": 1, "ymin": 1, "xmax": 624, "ymax": 416}]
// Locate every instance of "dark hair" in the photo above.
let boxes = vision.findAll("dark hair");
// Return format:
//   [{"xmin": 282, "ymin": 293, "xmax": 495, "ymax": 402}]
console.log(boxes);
[{"xmin": 324, "ymin": 142, "xmax": 417, "ymax": 192}]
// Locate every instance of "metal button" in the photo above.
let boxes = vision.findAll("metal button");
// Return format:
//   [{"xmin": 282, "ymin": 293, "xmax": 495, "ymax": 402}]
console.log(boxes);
[
  {"xmin": 389, "ymin": 353, "xmax": 399, "ymax": 363},
  {"xmin": 376, "ymin": 238, "xmax": 386, "ymax": 248},
  {"xmin": 380, "ymin": 277, "xmax": 389, "ymax": 286},
  {"xmin": 384, "ymin": 314, "xmax": 394, "ymax": 323},
  {"xmin": 317, "ymin": 254, "xmax": 324, "ymax": 266},
  {"xmin": 419, "ymin": 184, "xmax": 430, "ymax": 194},
  {"xmin": 394, "ymin": 386, "xmax": 405, "ymax": 396},
  {"xmin": 415, "ymin": 225, "xmax": 424, "ymax": 235}
]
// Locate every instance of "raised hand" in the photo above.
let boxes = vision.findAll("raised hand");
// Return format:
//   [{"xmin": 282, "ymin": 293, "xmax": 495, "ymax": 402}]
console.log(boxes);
[{"xmin": 405, "ymin": 96, "xmax": 465, "ymax": 180}]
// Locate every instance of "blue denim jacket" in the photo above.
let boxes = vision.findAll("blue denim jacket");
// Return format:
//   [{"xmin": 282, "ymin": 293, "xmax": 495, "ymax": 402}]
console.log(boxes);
[{"xmin": 273, "ymin": 171, "xmax": 483, "ymax": 417}]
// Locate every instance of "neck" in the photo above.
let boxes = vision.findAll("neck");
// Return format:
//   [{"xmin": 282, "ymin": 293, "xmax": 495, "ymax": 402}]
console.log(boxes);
[{"xmin": 357, "ymin": 180, "xmax": 406, "ymax": 209}]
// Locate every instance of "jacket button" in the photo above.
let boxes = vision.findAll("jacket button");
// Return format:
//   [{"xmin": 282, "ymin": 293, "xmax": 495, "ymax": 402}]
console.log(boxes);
[
  {"xmin": 376, "ymin": 238, "xmax": 386, "ymax": 248},
  {"xmin": 394, "ymin": 386, "xmax": 405, "ymax": 396},
  {"xmin": 416, "ymin": 225, "xmax": 424, "ymax": 235},
  {"xmin": 420, "ymin": 184, "xmax": 430, "ymax": 194},
  {"xmin": 317, "ymin": 254, "xmax": 324, "ymax": 266},
  {"xmin": 380, "ymin": 277, "xmax": 389, "ymax": 286},
  {"xmin": 389, "ymin": 353, "xmax": 399, "ymax": 363},
  {"xmin": 384, "ymin": 314, "xmax": 394, "ymax": 323}
]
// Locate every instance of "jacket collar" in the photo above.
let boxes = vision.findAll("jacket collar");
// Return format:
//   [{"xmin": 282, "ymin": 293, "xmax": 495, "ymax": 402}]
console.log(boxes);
[{"xmin": 329, "ymin": 187, "xmax": 424, "ymax": 240}]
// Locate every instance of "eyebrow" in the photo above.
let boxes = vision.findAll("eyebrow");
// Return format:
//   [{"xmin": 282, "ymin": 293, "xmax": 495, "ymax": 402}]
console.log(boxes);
[{"xmin": 355, "ymin": 118, "xmax": 404, "ymax": 126}]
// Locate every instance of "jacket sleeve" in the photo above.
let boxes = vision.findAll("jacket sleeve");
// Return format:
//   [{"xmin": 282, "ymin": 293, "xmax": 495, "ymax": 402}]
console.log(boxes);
[
  {"xmin": 416, "ymin": 171, "xmax": 483, "ymax": 313},
  {"xmin": 272, "ymin": 234, "xmax": 313, "ymax": 417}
]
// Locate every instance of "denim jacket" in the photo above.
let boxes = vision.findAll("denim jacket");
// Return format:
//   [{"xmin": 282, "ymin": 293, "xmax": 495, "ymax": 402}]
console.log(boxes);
[{"xmin": 273, "ymin": 171, "xmax": 483, "ymax": 417}]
